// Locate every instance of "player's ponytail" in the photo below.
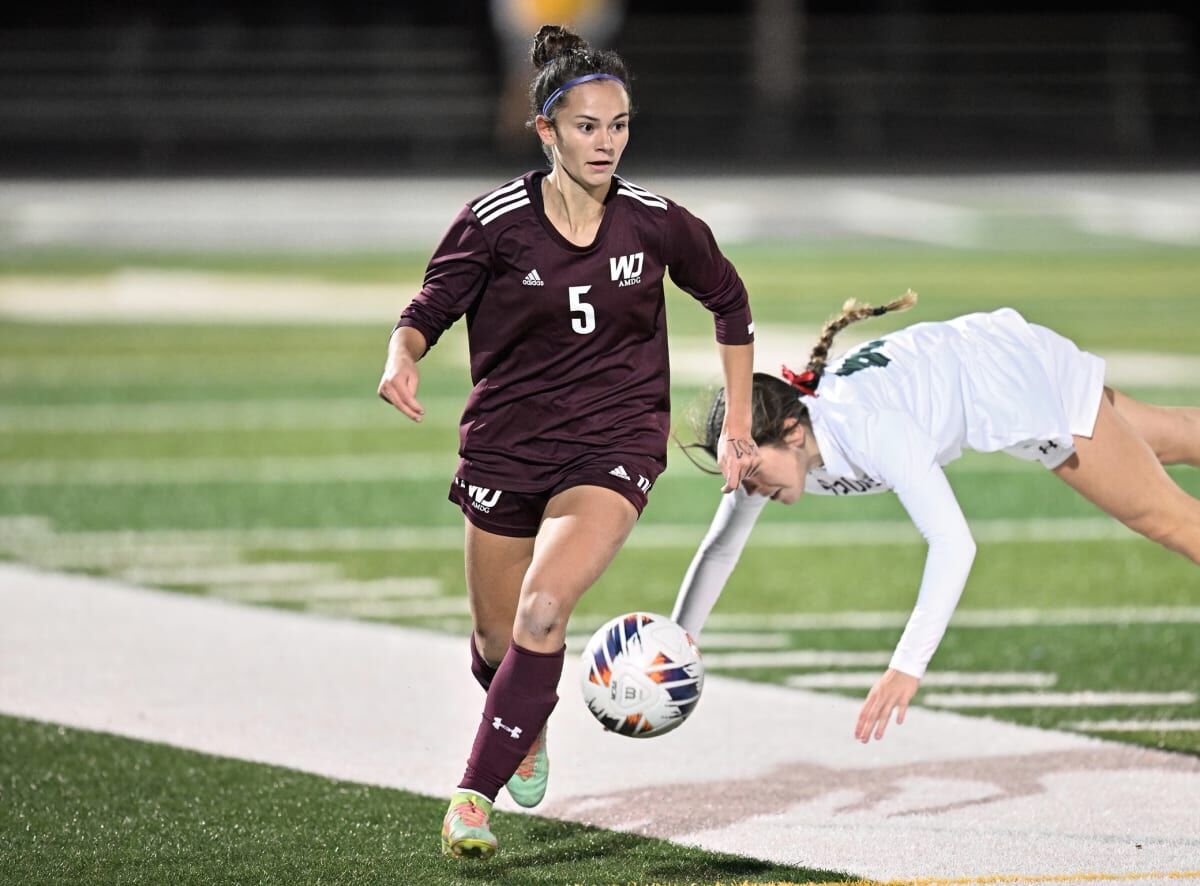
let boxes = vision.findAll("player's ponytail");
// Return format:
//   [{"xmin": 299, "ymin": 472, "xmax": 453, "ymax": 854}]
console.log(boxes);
[
  {"xmin": 678, "ymin": 290, "xmax": 918, "ymax": 475},
  {"xmin": 788, "ymin": 290, "xmax": 918, "ymax": 395},
  {"xmin": 678, "ymin": 373, "xmax": 811, "ymax": 475}
]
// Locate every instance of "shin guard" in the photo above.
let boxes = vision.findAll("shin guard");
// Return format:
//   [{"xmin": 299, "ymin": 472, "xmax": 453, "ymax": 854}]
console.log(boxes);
[{"xmin": 458, "ymin": 641, "xmax": 564, "ymax": 801}]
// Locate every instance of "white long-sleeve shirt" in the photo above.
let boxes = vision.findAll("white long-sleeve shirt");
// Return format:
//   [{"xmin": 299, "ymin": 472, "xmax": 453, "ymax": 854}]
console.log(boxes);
[{"xmin": 672, "ymin": 309, "xmax": 1104, "ymax": 679}]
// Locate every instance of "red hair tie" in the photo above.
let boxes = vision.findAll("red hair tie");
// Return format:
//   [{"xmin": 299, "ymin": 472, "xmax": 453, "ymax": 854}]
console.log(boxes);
[{"xmin": 781, "ymin": 364, "xmax": 819, "ymax": 397}]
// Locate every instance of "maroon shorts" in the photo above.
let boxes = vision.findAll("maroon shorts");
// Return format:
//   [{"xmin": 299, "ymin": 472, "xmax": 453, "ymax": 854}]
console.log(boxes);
[{"xmin": 447, "ymin": 453, "xmax": 663, "ymax": 538}]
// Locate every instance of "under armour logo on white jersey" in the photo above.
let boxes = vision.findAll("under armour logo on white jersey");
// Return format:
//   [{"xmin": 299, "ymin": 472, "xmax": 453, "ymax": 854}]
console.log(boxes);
[
  {"xmin": 609, "ymin": 252, "xmax": 643, "ymax": 287},
  {"xmin": 492, "ymin": 717, "xmax": 522, "ymax": 739},
  {"xmin": 609, "ymin": 465, "xmax": 631, "ymax": 481},
  {"xmin": 522, "ymin": 269, "xmax": 544, "ymax": 286}
]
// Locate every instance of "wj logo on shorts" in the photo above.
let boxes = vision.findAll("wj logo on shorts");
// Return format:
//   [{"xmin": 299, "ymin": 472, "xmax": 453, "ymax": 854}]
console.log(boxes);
[
  {"xmin": 492, "ymin": 717, "xmax": 522, "ymax": 739},
  {"xmin": 468, "ymin": 485, "xmax": 502, "ymax": 513},
  {"xmin": 609, "ymin": 252, "xmax": 643, "ymax": 288}
]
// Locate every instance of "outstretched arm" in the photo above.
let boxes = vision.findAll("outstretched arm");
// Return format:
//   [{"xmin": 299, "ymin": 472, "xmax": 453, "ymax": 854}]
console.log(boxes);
[
  {"xmin": 716, "ymin": 342, "xmax": 759, "ymax": 493},
  {"xmin": 856, "ymin": 455, "xmax": 976, "ymax": 743},
  {"xmin": 672, "ymin": 486, "xmax": 768, "ymax": 638}
]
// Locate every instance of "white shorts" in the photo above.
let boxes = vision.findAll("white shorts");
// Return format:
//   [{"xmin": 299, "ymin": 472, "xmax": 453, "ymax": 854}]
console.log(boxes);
[{"xmin": 993, "ymin": 321, "xmax": 1107, "ymax": 470}]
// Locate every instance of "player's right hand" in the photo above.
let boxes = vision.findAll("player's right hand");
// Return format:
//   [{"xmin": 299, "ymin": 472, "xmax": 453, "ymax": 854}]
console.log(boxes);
[{"xmin": 377, "ymin": 360, "xmax": 425, "ymax": 422}]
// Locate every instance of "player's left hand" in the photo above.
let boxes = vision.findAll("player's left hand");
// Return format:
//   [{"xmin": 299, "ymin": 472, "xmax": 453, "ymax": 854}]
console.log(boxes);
[
  {"xmin": 716, "ymin": 432, "xmax": 760, "ymax": 494},
  {"xmin": 855, "ymin": 668, "xmax": 920, "ymax": 743}
]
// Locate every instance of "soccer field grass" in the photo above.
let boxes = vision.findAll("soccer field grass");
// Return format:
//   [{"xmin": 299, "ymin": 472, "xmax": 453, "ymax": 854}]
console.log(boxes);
[{"xmin": 2, "ymin": 245, "xmax": 1199, "ymax": 883}]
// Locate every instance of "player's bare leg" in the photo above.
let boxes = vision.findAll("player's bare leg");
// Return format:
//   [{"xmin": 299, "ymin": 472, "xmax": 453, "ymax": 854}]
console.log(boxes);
[
  {"xmin": 1055, "ymin": 394, "xmax": 1200, "ymax": 564},
  {"xmin": 464, "ymin": 524, "xmax": 533, "ymax": 667},
  {"xmin": 1107, "ymin": 386, "xmax": 1200, "ymax": 466},
  {"xmin": 513, "ymin": 485, "xmax": 638, "ymax": 653}
]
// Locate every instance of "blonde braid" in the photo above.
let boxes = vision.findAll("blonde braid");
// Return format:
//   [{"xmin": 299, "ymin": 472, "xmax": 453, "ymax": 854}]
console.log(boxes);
[{"xmin": 806, "ymin": 289, "xmax": 918, "ymax": 380}]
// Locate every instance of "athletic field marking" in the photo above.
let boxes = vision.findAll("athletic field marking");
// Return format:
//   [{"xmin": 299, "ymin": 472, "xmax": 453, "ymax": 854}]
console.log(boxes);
[
  {"xmin": 0, "ymin": 454, "xmax": 456, "ymax": 484},
  {"xmin": 213, "ymin": 578, "xmax": 441, "ymax": 603},
  {"xmin": 0, "ymin": 518, "xmax": 1141, "ymax": 557},
  {"xmin": 786, "ymin": 671, "xmax": 1058, "ymax": 690},
  {"xmin": 830, "ymin": 188, "xmax": 984, "ymax": 248},
  {"xmin": 119, "ymin": 562, "xmax": 343, "ymax": 586},
  {"xmin": 306, "ymin": 597, "xmax": 469, "ymax": 618},
  {"xmin": 922, "ymin": 691, "xmax": 1197, "ymax": 709},
  {"xmin": 703, "ymin": 650, "xmax": 893, "ymax": 669},
  {"xmin": 0, "ymin": 398, "xmax": 406, "ymax": 432},
  {"xmin": 707, "ymin": 606, "xmax": 1200, "ymax": 630},
  {"xmin": 1065, "ymin": 719, "xmax": 1200, "ymax": 733},
  {"xmin": 4, "ymin": 563, "xmax": 1198, "ymax": 881},
  {"xmin": 567, "ymin": 631, "xmax": 792, "ymax": 652}
]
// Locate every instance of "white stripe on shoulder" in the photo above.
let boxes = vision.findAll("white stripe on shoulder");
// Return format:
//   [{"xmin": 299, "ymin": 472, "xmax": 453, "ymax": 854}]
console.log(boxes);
[
  {"xmin": 616, "ymin": 188, "xmax": 668, "ymax": 211},
  {"xmin": 472, "ymin": 178, "xmax": 526, "ymax": 214},
  {"xmin": 474, "ymin": 189, "xmax": 528, "ymax": 220},
  {"xmin": 615, "ymin": 177, "xmax": 667, "ymax": 203},
  {"xmin": 479, "ymin": 197, "xmax": 531, "ymax": 226}
]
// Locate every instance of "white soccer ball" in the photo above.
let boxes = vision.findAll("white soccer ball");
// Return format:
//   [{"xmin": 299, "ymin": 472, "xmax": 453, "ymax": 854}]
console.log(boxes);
[{"xmin": 579, "ymin": 612, "xmax": 704, "ymax": 738}]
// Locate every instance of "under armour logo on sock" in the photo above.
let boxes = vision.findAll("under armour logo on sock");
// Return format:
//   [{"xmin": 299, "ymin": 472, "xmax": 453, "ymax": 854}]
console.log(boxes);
[{"xmin": 492, "ymin": 717, "xmax": 522, "ymax": 739}]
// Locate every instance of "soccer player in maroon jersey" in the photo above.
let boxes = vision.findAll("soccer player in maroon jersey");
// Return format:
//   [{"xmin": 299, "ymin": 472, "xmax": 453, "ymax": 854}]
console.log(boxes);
[{"xmin": 377, "ymin": 24, "xmax": 760, "ymax": 859}]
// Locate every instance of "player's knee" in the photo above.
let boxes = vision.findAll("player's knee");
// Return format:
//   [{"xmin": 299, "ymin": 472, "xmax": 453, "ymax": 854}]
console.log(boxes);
[
  {"xmin": 1126, "ymin": 506, "xmax": 1200, "ymax": 563},
  {"xmin": 472, "ymin": 626, "xmax": 509, "ymax": 666},
  {"xmin": 514, "ymin": 590, "xmax": 571, "ymax": 645}
]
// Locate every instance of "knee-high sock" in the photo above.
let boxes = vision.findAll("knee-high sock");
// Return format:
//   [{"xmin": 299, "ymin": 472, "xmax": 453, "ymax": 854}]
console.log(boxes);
[
  {"xmin": 459, "ymin": 641, "xmax": 564, "ymax": 801},
  {"xmin": 470, "ymin": 633, "xmax": 498, "ymax": 692}
]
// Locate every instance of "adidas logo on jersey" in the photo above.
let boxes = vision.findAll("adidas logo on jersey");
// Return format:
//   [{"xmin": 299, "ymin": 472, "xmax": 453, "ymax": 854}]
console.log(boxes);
[
  {"xmin": 523, "ymin": 269, "xmax": 544, "ymax": 286},
  {"xmin": 609, "ymin": 465, "xmax": 631, "ymax": 481}
]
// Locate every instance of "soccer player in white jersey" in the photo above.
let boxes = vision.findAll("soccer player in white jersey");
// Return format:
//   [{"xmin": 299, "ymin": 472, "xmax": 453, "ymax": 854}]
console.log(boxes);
[{"xmin": 673, "ymin": 292, "xmax": 1200, "ymax": 744}]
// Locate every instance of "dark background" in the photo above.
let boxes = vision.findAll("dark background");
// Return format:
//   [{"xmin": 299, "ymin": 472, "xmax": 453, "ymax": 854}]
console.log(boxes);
[{"xmin": 2, "ymin": 1, "xmax": 1197, "ymax": 176}]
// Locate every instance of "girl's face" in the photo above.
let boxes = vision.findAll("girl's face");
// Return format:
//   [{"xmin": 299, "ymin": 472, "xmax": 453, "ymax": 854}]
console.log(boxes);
[
  {"xmin": 538, "ymin": 80, "xmax": 630, "ymax": 191},
  {"xmin": 740, "ymin": 423, "xmax": 812, "ymax": 505}
]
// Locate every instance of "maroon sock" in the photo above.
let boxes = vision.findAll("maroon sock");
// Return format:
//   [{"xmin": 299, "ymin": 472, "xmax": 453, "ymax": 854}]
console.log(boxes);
[
  {"xmin": 458, "ymin": 641, "xmax": 564, "ymax": 801},
  {"xmin": 469, "ymin": 633, "xmax": 499, "ymax": 692}
]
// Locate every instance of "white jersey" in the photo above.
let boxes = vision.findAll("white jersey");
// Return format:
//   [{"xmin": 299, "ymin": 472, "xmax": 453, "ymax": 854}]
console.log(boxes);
[{"xmin": 673, "ymin": 308, "xmax": 1106, "ymax": 679}]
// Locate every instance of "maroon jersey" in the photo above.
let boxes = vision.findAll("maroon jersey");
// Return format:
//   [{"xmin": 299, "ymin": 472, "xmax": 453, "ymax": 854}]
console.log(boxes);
[{"xmin": 397, "ymin": 171, "xmax": 754, "ymax": 490}]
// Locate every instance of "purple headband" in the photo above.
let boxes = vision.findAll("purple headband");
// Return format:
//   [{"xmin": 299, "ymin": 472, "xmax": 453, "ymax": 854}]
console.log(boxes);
[{"xmin": 540, "ymin": 73, "xmax": 627, "ymax": 118}]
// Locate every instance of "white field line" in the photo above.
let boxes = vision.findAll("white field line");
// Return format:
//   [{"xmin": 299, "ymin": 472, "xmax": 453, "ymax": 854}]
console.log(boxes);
[
  {"xmin": 215, "ymin": 578, "xmax": 441, "ymax": 603},
  {"xmin": 119, "ymin": 562, "xmax": 343, "ymax": 586},
  {"xmin": 830, "ymin": 189, "xmax": 985, "ymax": 247},
  {"xmin": 5, "ymin": 561, "xmax": 1199, "ymax": 881},
  {"xmin": 706, "ymin": 606, "xmax": 1200, "ymax": 630},
  {"xmin": 565, "ymin": 631, "xmax": 791, "ymax": 652},
  {"xmin": 0, "ymin": 454, "xmax": 457, "ymax": 484},
  {"xmin": 1066, "ymin": 719, "xmax": 1200, "ymax": 732},
  {"xmin": 787, "ymin": 671, "xmax": 1059, "ymax": 690},
  {"xmin": 0, "ymin": 517, "xmax": 1141, "ymax": 558},
  {"xmin": 922, "ymin": 691, "xmax": 1197, "ymax": 709},
  {"xmin": 0, "ymin": 398, "xmax": 400, "ymax": 432},
  {"xmin": 703, "ymin": 650, "xmax": 893, "ymax": 669},
  {"xmin": 306, "ymin": 597, "xmax": 469, "ymax": 618}
]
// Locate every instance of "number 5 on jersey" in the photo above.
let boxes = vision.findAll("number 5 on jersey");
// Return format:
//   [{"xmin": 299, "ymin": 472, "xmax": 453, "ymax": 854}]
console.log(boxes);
[{"xmin": 569, "ymin": 285, "xmax": 595, "ymax": 335}]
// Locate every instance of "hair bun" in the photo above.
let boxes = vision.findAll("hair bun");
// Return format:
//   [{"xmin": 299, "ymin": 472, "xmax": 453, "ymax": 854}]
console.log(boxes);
[{"xmin": 531, "ymin": 24, "xmax": 589, "ymax": 68}]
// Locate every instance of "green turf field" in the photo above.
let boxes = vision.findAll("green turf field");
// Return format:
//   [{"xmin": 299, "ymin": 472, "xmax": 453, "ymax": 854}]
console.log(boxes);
[
  {"xmin": 0, "ymin": 715, "xmax": 848, "ymax": 886},
  {"xmin": 2, "ymin": 245, "xmax": 1199, "ymax": 883}
]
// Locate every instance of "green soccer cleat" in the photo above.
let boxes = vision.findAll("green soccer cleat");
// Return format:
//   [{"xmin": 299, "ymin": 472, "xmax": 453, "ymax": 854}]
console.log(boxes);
[
  {"xmin": 505, "ymin": 724, "xmax": 549, "ymax": 808},
  {"xmin": 440, "ymin": 791, "xmax": 497, "ymax": 859}
]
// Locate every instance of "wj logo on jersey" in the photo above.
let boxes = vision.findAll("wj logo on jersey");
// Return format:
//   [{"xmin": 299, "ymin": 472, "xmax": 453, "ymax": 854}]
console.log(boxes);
[{"xmin": 609, "ymin": 252, "xmax": 643, "ymax": 288}]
